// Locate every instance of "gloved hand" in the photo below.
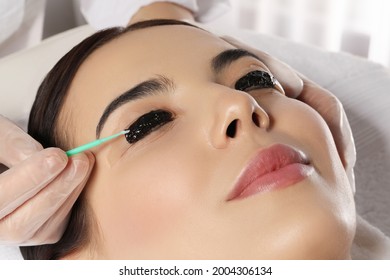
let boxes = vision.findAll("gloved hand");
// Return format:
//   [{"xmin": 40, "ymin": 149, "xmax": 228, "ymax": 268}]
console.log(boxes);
[
  {"xmin": 0, "ymin": 115, "xmax": 95, "ymax": 246},
  {"xmin": 222, "ymin": 36, "xmax": 356, "ymax": 194}
]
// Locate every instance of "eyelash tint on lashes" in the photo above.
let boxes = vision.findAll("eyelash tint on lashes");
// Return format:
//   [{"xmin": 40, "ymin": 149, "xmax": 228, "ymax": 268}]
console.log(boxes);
[
  {"xmin": 234, "ymin": 70, "xmax": 276, "ymax": 92},
  {"xmin": 125, "ymin": 110, "xmax": 173, "ymax": 144}
]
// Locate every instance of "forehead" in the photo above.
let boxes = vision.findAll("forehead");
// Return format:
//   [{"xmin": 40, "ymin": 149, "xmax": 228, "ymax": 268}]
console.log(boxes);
[
  {"xmin": 63, "ymin": 25, "xmax": 233, "ymax": 143},
  {"xmin": 82, "ymin": 25, "xmax": 231, "ymax": 80}
]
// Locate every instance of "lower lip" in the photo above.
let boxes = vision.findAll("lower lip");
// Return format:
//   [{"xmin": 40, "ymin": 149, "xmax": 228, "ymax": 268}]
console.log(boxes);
[{"xmin": 230, "ymin": 163, "xmax": 314, "ymax": 200}]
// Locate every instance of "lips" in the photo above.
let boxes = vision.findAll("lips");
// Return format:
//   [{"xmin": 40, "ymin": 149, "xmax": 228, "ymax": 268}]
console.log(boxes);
[{"xmin": 227, "ymin": 144, "xmax": 313, "ymax": 201}]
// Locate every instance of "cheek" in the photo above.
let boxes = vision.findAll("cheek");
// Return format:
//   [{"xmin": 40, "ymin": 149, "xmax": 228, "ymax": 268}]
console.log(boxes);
[
  {"xmin": 269, "ymin": 97, "xmax": 330, "ymax": 142},
  {"xmin": 262, "ymin": 96, "xmax": 342, "ymax": 181},
  {"xmin": 250, "ymin": 96, "xmax": 355, "ymax": 257},
  {"xmin": 87, "ymin": 135, "xmax": 210, "ymax": 256}
]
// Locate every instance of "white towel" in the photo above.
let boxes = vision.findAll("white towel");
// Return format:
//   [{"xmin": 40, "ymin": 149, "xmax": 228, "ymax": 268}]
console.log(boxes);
[{"xmin": 351, "ymin": 215, "xmax": 390, "ymax": 259}]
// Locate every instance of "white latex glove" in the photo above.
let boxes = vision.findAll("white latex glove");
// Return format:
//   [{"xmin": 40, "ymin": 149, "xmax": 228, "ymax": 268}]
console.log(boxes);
[
  {"xmin": 222, "ymin": 36, "xmax": 356, "ymax": 193},
  {"xmin": 0, "ymin": 115, "xmax": 95, "ymax": 246}
]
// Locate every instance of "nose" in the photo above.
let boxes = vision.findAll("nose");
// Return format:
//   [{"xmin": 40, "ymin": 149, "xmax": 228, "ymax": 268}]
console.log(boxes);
[{"xmin": 210, "ymin": 90, "xmax": 270, "ymax": 149}]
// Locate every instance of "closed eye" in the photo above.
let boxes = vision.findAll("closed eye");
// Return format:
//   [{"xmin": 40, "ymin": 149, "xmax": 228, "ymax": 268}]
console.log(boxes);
[
  {"xmin": 124, "ymin": 109, "xmax": 174, "ymax": 144},
  {"xmin": 234, "ymin": 70, "xmax": 276, "ymax": 92}
]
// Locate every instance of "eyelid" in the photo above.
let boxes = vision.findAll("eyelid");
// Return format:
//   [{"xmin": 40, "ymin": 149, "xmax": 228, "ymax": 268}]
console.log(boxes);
[
  {"xmin": 114, "ymin": 112, "xmax": 175, "ymax": 161},
  {"xmin": 237, "ymin": 58, "xmax": 285, "ymax": 94},
  {"xmin": 124, "ymin": 109, "xmax": 174, "ymax": 144},
  {"xmin": 222, "ymin": 54, "xmax": 283, "ymax": 92},
  {"xmin": 123, "ymin": 107, "xmax": 174, "ymax": 131},
  {"xmin": 234, "ymin": 68, "xmax": 285, "ymax": 95},
  {"xmin": 223, "ymin": 60, "xmax": 267, "ymax": 86},
  {"xmin": 104, "ymin": 109, "xmax": 174, "ymax": 166},
  {"xmin": 235, "ymin": 70, "xmax": 275, "ymax": 89}
]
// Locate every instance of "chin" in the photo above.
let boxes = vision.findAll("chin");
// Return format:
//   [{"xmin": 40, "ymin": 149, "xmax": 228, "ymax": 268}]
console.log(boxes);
[
  {"xmin": 278, "ymin": 203, "xmax": 355, "ymax": 260},
  {"xmin": 249, "ymin": 182, "xmax": 356, "ymax": 259}
]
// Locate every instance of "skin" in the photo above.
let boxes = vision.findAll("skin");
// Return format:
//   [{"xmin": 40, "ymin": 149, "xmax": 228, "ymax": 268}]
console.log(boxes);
[
  {"xmin": 129, "ymin": 1, "xmax": 195, "ymax": 24},
  {"xmin": 59, "ymin": 25, "xmax": 356, "ymax": 259}
]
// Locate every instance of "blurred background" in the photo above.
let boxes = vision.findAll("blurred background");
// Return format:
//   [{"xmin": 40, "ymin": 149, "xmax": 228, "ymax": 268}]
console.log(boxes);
[
  {"xmin": 213, "ymin": 0, "xmax": 390, "ymax": 68},
  {"xmin": 7, "ymin": 0, "xmax": 390, "ymax": 67}
]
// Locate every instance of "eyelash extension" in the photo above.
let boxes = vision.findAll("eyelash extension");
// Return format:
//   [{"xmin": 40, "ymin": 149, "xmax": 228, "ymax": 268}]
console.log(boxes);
[
  {"xmin": 125, "ymin": 109, "xmax": 174, "ymax": 144},
  {"xmin": 234, "ymin": 70, "xmax": 276, "ymax": 92}
]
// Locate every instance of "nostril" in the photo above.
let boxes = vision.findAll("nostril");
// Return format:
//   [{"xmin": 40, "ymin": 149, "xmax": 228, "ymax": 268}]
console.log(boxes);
[
  {"xmin": 252, "ymin": 112, "xmax": 260, "ymax": 127},
  {"xmin": 226, "ymin": 119, "xmax": 238, "ymax": 138}
]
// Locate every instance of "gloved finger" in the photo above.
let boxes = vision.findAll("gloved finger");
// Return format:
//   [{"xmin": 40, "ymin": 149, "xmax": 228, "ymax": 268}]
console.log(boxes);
[
  {"xmin": 27, "ymin": 153, "xmax": 94, "ymax": 245},
  {"xmin": 0, "ymin": 115, "xmax": 43, "ymax": 167},
  {"xmin": 298, "ymin": 75, "xmax": 356, "ymax": 193},
  {"xmin": 26, "ymin": 180, "xmax": 85, "ymax": 245},
  {"xmin": 220, "ymin": 36, "xmax": 304, "ymax": 98},
  {"xmin": 0, "ymin": 148, "xmax": 68, "ymax": 219},
  {"xmin": 0, "ymin": 152, "xmax": 94, "ymax": 245}
]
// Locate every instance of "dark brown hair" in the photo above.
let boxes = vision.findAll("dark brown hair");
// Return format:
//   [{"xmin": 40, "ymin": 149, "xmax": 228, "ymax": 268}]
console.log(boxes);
[{"xmin": 21, "ymin": 19, "xmax": 200, "ymax": 259}]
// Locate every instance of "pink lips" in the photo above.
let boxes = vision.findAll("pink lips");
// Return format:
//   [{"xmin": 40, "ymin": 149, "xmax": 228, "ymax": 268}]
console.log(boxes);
[{"xmin": 227, "ymin": 144, "xmax": 313, "ymax": 201}]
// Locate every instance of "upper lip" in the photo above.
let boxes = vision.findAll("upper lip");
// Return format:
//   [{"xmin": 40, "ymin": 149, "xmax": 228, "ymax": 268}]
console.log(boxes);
[{"xmin": 227, "ymin": 143, "xmax": 310, "ymax": 201}]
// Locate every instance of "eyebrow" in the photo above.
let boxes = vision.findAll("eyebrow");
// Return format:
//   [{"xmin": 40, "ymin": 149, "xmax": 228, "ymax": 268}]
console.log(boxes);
[
  {"xmin": 211, "ymin": 48, "xmax": 261, "ymax": 74},
  {"xmin": 95, "ymin": 76, "xmax": 174, "ymax": 138}
]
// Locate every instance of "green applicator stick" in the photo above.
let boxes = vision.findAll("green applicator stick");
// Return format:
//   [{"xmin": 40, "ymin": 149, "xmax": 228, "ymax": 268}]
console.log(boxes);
[{"xmin": 66, "ymin": 130, "xmax": 129, "ymax": 157}]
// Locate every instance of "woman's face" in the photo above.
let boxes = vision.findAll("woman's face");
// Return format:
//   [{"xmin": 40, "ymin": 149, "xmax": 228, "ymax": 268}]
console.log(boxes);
[{"xmin": 61, "ymin": 24, "xmax": 356, "ymax": 259}]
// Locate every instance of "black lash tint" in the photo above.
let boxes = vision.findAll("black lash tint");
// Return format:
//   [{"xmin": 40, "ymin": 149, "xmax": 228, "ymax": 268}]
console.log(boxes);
[
  {"xmin": 235, "ymin": 70, "xmax": 276, "ymax": 92},
  {"xmin": 125, "ymin": 110, "xmax": 173, "ymax": 144}
]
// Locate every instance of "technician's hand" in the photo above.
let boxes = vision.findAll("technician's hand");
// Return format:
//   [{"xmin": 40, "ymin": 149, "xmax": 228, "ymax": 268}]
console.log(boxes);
[
  {"xmin": 222, "ymin": 36, "xmax": 356, "ymax": 193},
  {"xmin": 0, "ymin": 116, "xmax": 95, "ymax": 246}
]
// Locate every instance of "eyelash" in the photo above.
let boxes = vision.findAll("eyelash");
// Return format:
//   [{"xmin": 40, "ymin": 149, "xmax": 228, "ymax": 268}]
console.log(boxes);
[
  {"xmin": 125, "ymin": 109, "xmax": 174, "ymax": 144},
  {"xmin": 234, "ymin": 70, "xmax": 276, "ymax": 92}
]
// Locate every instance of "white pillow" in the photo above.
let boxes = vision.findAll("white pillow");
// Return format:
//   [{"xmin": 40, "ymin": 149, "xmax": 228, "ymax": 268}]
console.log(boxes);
[
  {"xmin": 0, "ymin": 25, "xmax": 95, "ymax": 130},
  {"xmin": 1, "ymin": 23, "xmax": 389, "ymax": 259}
]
